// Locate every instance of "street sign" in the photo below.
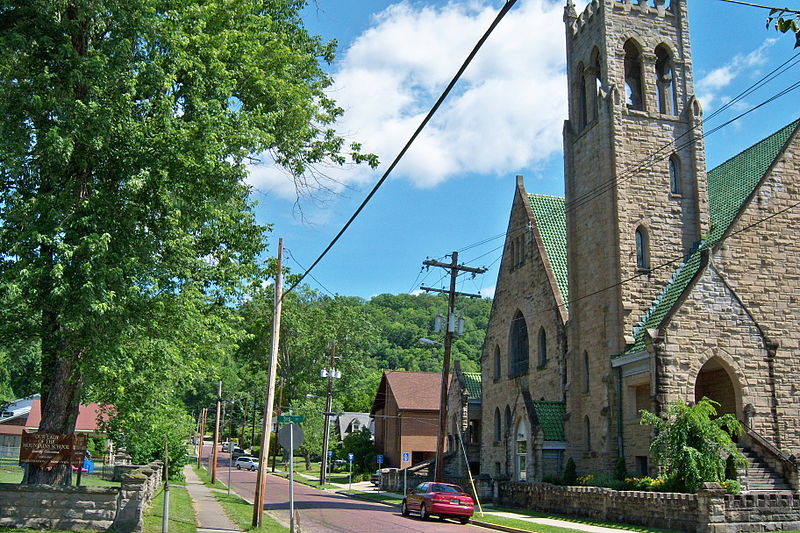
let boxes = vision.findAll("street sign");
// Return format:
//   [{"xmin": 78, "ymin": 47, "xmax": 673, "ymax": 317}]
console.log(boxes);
[
  {"xmin": 277, "ymin": 415, "xmax": 304, "ymax": 423},
  {"xmin": 327, "ymin": 450, "xmax": 333, "ymax": 457},
  {"xmin": 348, "ymin": 453, "xmax": 354, "ymax": 462},
  {"xmin": 402, "ymin": 452, "xmax": 410, "ymax": 462},
  {"xmin": 376, "ymin": 454, "xmax": 384, "ymax": 465},
  {"xmin": 277, "ymin": 423, "xmax": 304, "ymax": 451}
]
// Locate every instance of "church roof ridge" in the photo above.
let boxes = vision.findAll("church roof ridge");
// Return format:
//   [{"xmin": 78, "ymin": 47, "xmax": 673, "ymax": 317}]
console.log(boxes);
[{"xmin": 616, "ymin": 118, "xmax": 800, "ymax": 358}]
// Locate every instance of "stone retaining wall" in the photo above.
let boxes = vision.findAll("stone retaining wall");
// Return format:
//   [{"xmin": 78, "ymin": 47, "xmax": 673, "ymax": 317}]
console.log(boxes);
[
  {"xmin": 0, "ymin": 461, "xmax": 163, "ymax": 532},
  {"xmin": 496, "ymin": 481, "xmax": 800, "ymax": 533}
]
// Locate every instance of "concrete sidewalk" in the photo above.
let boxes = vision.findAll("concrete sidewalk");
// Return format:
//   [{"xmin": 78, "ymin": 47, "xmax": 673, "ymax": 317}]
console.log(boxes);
[{"xmin": 184, "ymin": 464, "xmax": 243, "ymax": 533}]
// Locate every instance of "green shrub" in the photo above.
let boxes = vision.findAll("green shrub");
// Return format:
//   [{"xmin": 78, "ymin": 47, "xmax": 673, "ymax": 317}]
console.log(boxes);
[
  {"xmin": 541, "ymin": 475, "xmax": 562, "ymax": 485},
  {"xmin": 563, "ymin": 457, "xmax": 577, "ymax": 485},
  {"xmin": 613, "ymin": 456, "xmax": 629, "ymax": 481},
  {"xmin": 725, "ymin": 454, "xmax": 739, "ymax": 480},
  {"xmin": 721, "ymin": 479, "xmax": 742, "ymax": 494}
]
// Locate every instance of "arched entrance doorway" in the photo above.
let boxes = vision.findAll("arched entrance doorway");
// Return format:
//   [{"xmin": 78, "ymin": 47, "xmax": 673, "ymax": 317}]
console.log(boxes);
[{"xmin": 694, "ymin": 357, "xmax": 739, "ymax": 418}]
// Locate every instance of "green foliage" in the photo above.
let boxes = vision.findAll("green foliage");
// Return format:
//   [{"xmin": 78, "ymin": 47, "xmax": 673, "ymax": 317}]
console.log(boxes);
[
  {"xmin": 563, "ymin": 457, "xmax": 577, "ymax": 485},
  {"xmin": 725, "ymin": 454, "xmax": 739, "ymax": 481},
  {"xmin": 613, "ymin": 456, "xmax": 629, "ymax": 481},
  {"xmin": 639, "ymin": 397, "xmax": 745, "ymax": 493},
  {"xmin": 341, "ymin": 427, "xmax": 377, "ymax": 475},
  {"xmin": 720, "ymin": 479, "xmax": 742, "ymax": 495},
  {"xmin": 767, "ymin": 8, "xmax": 800, "ymax": 48}
]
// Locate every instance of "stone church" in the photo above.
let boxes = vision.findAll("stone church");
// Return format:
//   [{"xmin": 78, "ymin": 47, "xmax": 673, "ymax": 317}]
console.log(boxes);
[{"xmin": 481, "ymin": 0, "xmax": 800, "ymax": 488}]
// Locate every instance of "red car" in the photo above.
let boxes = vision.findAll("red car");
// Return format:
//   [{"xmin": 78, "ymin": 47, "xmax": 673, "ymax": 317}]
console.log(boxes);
[{"xmin": 401, "ymin": 482, "xmax": 474, "ymax": 524}]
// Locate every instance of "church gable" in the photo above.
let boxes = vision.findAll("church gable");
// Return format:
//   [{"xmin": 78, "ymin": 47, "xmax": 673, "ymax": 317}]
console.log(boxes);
[{"xmin": 616, "ymin": 120, "xmax": 800, "ymax": 359}]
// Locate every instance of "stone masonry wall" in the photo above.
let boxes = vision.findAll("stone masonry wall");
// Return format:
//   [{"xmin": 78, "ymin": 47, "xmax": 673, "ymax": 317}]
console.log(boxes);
[{"xmin": 0, "ymin": 461, "xmax": 163, "ymax": 532}]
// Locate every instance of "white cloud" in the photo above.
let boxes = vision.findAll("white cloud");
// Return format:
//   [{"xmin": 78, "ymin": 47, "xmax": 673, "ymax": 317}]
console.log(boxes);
[
  {"xmin": 247, "ymin": 0, "xmax": 568, "ymax": 198},
  {"xmin": 697, "ymin": 38, "xmax": 777, "ymax": 111},
  {"xmin": 479, "ymin": 285, "xmax": 496, "ymax": 299}
]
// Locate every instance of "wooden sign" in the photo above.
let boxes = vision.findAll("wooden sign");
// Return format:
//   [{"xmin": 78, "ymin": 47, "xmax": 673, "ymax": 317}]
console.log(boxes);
[{"xmin": 20, "ymin": 432, "xmax": 88, "ymax": 468}]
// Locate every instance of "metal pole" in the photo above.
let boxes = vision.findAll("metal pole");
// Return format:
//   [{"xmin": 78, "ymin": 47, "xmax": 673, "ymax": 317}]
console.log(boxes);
[
  {"xmin": 319, "ymin": 341, "xmax": 336, "ymax": 485},
  {"xmin": 289, "ymin": 425, "xmax": 295, "ymax": 533},
  {"xmin": 348, "ymin": 458, "xmax": 352, "ymax": 491},
  {"xmin": 252, "ymin": 238, "xmax": 284, "ymax": 528},
  {"xmin": 197, "ymin": 408, "xmax": 206, "ymax": 468},
  {"xmin": 434, "ymin": 252, "xmax": 458, "ymax": 482},
  {"xmin": 211, "ymin": 380, "xmax": 222, "ymax": 483},
  {"xmin": 227, "ymin": 408, "xmax": 232, "ymax": 496},
  {"xmin": 162, "ymin": 438, "xmax": 170, "ymax": 533},
  {"xmin": 404, "ymin": 467, "xmax": 407, "ymax": 496}
]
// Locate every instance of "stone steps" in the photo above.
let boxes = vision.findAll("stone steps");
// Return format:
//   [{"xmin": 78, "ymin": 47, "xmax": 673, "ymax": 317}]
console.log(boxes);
[{"xmin": 738, "ymin": 446, "xmax": 791, "ymax": 491}]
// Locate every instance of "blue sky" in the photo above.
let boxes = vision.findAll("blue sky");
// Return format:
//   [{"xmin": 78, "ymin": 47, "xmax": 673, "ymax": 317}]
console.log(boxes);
[{"xmin": 246, "ymin": 0, "xmax": 800, "ymax": 300}]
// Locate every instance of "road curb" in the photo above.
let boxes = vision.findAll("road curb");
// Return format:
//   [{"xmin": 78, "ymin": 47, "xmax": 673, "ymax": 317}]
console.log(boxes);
[{"xmin": 334, "ymin": 491, "xmax": 532, "ymax": 533}]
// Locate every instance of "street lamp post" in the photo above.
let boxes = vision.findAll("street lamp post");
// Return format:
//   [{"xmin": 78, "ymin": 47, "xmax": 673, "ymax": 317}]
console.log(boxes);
[{"xmin": 319, "ymin": 341, "xmax": 341, "ymax": 486}]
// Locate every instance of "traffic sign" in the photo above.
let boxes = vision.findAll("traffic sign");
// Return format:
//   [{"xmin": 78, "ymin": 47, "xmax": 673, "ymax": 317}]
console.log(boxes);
[
  {"xmin": 277, "ymin": 423, "xmax": 304, "ymax": 451},
  {"xmin": 402, "ymin": 452, "xmax": 410, "ymax": 462},
  {"xmin": 278, "ymin": 415, "xmax": 304, "ymax": 423},
  {"xmin": 376, "ymin": 454, "xmax": 384, "ymax": 465},
  {"xmin": 348, "ymin": 453, "xmax": 354, "ymax": 462},
  {"xmin": 327, "ymin": 450, "xmax": 333, "ymax": 457}
]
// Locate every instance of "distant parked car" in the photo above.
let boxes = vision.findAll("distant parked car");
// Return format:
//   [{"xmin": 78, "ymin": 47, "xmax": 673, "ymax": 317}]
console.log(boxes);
[
  {"xmin": 222, "ymin": 442, "xmax": 232, "ymax": 452},
  {"xmin": 401, "ymin": 482, "xmax": 474, "ymax": 525},
  {"xmin": 231, "ymin": 447, "xmax": 247, "ymax": 460},
  {"xmin": 235, "ymin": 456, "xmax": 259, "ymax": 471},
  {"xmin": 370, "ymin": 471, "xmax": 382, "ymax": 486}
]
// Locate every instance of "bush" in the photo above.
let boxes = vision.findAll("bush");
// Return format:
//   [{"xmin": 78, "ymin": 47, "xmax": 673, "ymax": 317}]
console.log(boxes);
[
  {"xmin": 613, "ymin": 456, "xmax": 629, "ymax": 481},
  {"xmin": 640, "ymin": 397, "xmax": 745, "ymax": 493},
  {"xmin": 563, "ymin": 457, "xmax": 577, "ymax": 485},
  {"xmin": 720, "ymin": 479, "xmax": 742, "ymax": 494},
  {"xmin": 725, "ymin": 454, "xmax": 738, "ymax": 480},
  {"xmin": 541, "ymin": 475, "xmax": 562, "ymax": 485}
]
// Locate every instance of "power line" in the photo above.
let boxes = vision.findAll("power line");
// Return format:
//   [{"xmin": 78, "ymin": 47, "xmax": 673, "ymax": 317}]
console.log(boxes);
[{"xmin": 282, "ymin": 0, "xmax": 520, "ymax": 299}]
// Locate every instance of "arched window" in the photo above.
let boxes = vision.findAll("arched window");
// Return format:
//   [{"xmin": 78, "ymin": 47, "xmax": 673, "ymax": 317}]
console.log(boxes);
[
  {"xmin": 624, "ymin": 39, "xmax": 644, "ymax": 111},
  {"xmin": 576, "ymin": 62, "xmax": 587, "ymax": 130},
  {"xmin": 509, "ymin": 239, "xmax": 516, "ymax": 270},
  {"xmin": 591, "ymin": 48, "xmax": 602, "ymax": 120},
  {"xmin": 655, "ymin": 45, "xmax": 678, "ymax": 115},
  {"xmin": 538, "ymin": 327, "xmax": 547, "ymax": 368},
  {"xmin": 585, "ymin": 416, "xmax": 592, "ymax": 451},
  {"xmin": 504, "ymin": 406, "xmax": 512, "ymax": 440},
  {"xmin": 494, "ymin": 408, "xmax": 501, "ymax": 442},
  {"xmin": 583, "ymin": 351, "xmax": 590, "ymax": 393},
  {"xmin": 636, "ymin": 226, "xmax": 650, "ymax": 270},
  {"xmin": 509, "ymin": 311, "xmax": 529, "ymax": 376},
  {"xmin": 669, "ymin": 155, "xmax": 681, "ymax": 194},
  {"xmin": 494, "ymin": 346, "xmax": 501, "ymax": 380}
]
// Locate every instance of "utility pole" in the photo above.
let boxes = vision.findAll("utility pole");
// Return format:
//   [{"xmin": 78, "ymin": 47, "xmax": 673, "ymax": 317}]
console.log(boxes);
[
  {"xmin": 211, "ymin": 380, "xmax": 222, "ymax": 483},
  {"xmin": 197, "ymin": 408, "xmax": 207, "ymax": 468},
  {"xmin": 421, "ymin": 252, "xmax": 486, "ymax": 482},
  {"xmin": 319, "ymin": 341, "xmax": 340, "ymax": 486},
  {"xmin": 252, "ymin": 238, "xmax": 284, "ymax": 528}
]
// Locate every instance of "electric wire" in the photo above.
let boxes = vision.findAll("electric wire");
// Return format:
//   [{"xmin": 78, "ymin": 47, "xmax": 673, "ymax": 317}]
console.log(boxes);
[{"xmin": 281, "ymin": 0, "xmax": 520, "ymax": 299}]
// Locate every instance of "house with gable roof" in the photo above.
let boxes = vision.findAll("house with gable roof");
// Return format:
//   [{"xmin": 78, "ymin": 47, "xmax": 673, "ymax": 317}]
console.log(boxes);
[{"xmin": 481, "ymin": 0, "xmax": 800, "ymax": 491}]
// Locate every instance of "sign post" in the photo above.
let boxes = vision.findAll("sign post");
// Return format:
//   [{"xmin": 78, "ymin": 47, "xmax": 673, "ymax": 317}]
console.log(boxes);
[
  {"xmin": 402, "ymin": 452, "xmax": 410, "ymax": 495},
  {"xmin": 347, "ymin": 453, "xmax": 354, "ymax": 491},
  {"xmin": 278, "ymin": 423, "xmax": 304, "ymax": 533}
]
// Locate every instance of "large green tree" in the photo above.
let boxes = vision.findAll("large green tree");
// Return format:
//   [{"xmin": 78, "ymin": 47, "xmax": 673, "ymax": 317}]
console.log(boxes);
[{"xmin": 0, "ymin": 0, "xmax": 375, "ymax": 485}]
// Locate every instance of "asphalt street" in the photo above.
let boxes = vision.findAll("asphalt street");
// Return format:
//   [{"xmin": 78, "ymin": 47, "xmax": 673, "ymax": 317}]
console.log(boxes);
[{"xmin": 204, "ymin": 449, "xmax": 484, "ymax": 532}]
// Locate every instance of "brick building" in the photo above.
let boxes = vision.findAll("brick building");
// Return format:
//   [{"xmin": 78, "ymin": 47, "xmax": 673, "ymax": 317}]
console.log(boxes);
[
  {"xmin": 370, "ymin": 370, "xmax": 441, "ymax": 469},
  {"xmin": 481, "ymin": 0, "xmax": 800, "ymax": 488}
]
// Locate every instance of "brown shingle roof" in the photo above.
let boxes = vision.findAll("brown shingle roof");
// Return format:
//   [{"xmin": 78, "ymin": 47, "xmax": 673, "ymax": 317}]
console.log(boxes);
[{"xmin": 371, "ymin": 370, "xmax": 441, "ymax": 414}]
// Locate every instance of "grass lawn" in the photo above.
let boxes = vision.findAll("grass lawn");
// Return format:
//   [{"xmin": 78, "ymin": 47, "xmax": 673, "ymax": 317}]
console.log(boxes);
[
  {"xmin": 192, "ymin": 464, "xmax": 228, "ymax": 490},
  {"xmin": 0, "ymin": 464, "xmax": 119, "ymax": 487},
  {"xmin": 212, "ymin": 491, "xmax": 288, "ymax": 532},
  {"xmin": 143, "ymin": 484, "xmax": 196, "ymax": 533}
]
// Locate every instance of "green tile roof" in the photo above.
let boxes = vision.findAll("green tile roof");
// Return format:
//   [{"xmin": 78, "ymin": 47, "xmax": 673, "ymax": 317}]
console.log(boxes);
[
  {"xmin": 532, "ymin": 401, "xmax": 566, "ymax": 441},
  {"xmin": 528, "ymin": 195, "xmax": 569, "ymax": 310},
  {"xmin": 461, "ymin": 372, "xmax": 481, "ymax": 400},
  {"xmin": 617, "ymin": 119, "xmax": 799, "ymax": 358}
]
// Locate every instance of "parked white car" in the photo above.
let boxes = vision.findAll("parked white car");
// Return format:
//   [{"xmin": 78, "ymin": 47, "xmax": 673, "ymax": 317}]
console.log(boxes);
[{"xmin": 235, "ymin": 456, "xmax": 259, "ymax": 471}]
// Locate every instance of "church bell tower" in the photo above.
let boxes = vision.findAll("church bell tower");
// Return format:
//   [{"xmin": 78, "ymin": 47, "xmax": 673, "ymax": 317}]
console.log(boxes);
[{"xmin": 561, "ymin": 0, "xmax": 709, "ymax": 470}]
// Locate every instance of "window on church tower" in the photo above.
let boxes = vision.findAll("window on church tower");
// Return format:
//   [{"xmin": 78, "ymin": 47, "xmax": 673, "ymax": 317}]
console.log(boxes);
[
  {"xmin": 538, "ymin": 327, "xmax": 547, "ymax": 368},
  {"xmin": 636, "ymin": 227, "xmax": 650, "ymax": 271},
  {"xmin": 509, "ymin": 311, "xmax": 529, "ymax": 376},
  {"xmin": 669, "ymin": 155, "xmax": 681, "ymax": 194},
  {"xmin": 655, "ymin": 45, "xmax": 678, "ymax": 115},
  {"xmin": 494, "ymin": 408, "xmax": 501, "ymax": 442},
  {"xmin": 583, "ymin": 351, "xmax": 590, "ymax": 392},
  {"xmin": 505, "ymin": 405, "xmax": 512, "ymax": 440},
  {"xmin": 624, "ymin": 40, "xmax": 644, "ymax": 111},
  {"xmin": 591, "ymin": 48, "xmax": 602, "ymax": 120},
  {"xmin": 494, "ymin": 346, "xmax": 501, "ymax": 380},
  {"xmin": 577, "ymin": 62, "xmax": 587, "ymax": 130},
  {"xmin": 585, "ymin": 416, "xmax": 592, "ymax": 451}
]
